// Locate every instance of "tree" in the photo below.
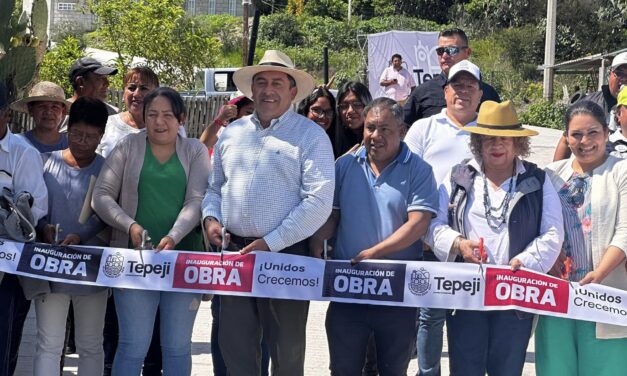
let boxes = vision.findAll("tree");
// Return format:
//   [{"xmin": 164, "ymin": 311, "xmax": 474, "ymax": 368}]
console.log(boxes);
[
  {"xmin": 87, "ymin": 0, "xmax": 221, "ymax": 89},
  {"xmin": 38, "ymin": 36, "xmax": 84, "ymax": 96}
]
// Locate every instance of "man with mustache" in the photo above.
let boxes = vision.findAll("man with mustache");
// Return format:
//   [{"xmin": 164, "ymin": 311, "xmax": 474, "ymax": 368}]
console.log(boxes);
[{"xmin": 202, "ymin": 50, "xmax": 335, "ymax": 376}]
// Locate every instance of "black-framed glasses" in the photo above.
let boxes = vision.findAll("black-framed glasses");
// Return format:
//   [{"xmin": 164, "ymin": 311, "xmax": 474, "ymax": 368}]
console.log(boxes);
[
  {"xmin": 338, "ymin": 102, "xmax": 365, "ymax": 111},
  {"xmin": 435, "ymin": 46, "xmax": 468, "ymax": 56},
  {"xmin": 309, "ymin": 106, "xmax": 334, "ymax": 118},
  {"xmin": 567, "ymin": 175, "xmax": 589, "ymax": 208}
]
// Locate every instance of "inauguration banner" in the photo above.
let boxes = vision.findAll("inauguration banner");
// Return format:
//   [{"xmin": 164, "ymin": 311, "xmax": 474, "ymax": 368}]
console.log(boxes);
[
  {"xmin": 367, "ymin": 31, "xmax": 440, "ymax": 99},
  {"xmin": 1, "ymin": 238, "xmax": 626, "ymax": 327}
]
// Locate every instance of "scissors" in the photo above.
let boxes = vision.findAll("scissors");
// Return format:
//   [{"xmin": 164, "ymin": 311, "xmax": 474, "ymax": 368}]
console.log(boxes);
[
  {"xmin": 477, "ymin": 237, "xmax": 487, "ymax": 280},
  {"xmin": 137, "ymin": 230, "xmax": 152, "ymax": 264},
  {"xmin": 54, "ymin": 224, "xmax": 62, "ymax": 244},
  {"xmin": 220, "ymin": 227, "xmax": 231, "ymax": 261},
  {"xmin": 561, "ymin": 255, "xmax": 576, "ymax": 289}
]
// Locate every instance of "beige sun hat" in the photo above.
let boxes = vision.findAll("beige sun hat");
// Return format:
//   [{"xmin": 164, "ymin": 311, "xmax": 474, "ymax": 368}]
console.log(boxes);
[
  {"xmin": 10, "ymin": 81, "xmax": 70, "ymax": 113},
  {"xmin": 461, "ymin": 100, "xmax": 539, "ymax": 137},
  {"xmin": 233, "ymin": 50, "xmax": 315, "ymax": 103}
]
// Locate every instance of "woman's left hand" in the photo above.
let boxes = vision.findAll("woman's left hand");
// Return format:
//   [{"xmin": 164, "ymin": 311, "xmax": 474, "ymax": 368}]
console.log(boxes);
[
  {"xmin": 155, "ymin": 236, "xmax": 175, "ymax": 252},
  {"xmin": 579, "ymin": 271, "xmax": 604, "ymax": 285},
  {"xmin": 509, "ymin": 258, "xmax": 524, "ymax": 271}
]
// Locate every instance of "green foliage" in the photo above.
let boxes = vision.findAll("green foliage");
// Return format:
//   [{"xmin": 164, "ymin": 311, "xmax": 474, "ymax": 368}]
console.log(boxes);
[
  {"xmin": 194, "ymin": 14, "xmax": 241, "ymax": 53},
  {"xmin": 259, "ymin": 12, "xmax": 303, "ymax": 47},
  {"xmin": 355, "ymin": 16, "xmax": 441, "ymax": 34},
  {"xmin": 87, "ymin": 0, "xmax": 222, "ymax": 89},
  {"xmin": 519, "ymin": 100, "xmax": 566, "ymax": 130},
  {"xmin": 300, "ymin": 16, "xmax": 355, "ymax": 50},
  {"xmin": 303, "ymin": 0, "xmax": 347, "ymax": 20},
  {"xmin": 0, "ymin": 0, "xmax": 48, "ymax": 101},
  {"xmin": 39, "ymin": 37, "xmax": 85, "ymax": 97}
]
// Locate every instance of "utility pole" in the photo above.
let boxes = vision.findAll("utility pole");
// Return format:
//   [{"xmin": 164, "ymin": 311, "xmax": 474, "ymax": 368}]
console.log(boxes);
[
  {"xmin": 543, "ymin": 0, "xmax": 557, "ymax": 102},
  {"xmin": 242, "ymin": 0, "xmax": 251, "ymax": 66},
  {"xmin": 348, "ymin": 0, "xmax": 352, "ymax": 22}
]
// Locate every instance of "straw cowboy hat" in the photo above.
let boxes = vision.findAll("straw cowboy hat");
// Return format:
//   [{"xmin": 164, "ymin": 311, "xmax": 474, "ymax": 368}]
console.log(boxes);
[
  {"xmin": 10, "ymin": 81, "xmax": 70, "ymax": 113},
  {"xmin": 233, "ymin": 50, "xmax": 315, "ymax": 103},
  {"xmin": 461, "ymin": 100, "xmax": 539, "ymax": 137}
]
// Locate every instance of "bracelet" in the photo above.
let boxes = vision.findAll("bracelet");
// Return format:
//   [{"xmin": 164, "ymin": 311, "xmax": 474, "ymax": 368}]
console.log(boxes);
[
  {"xmin": 213, "ymin": 118, "xmax": 226, "ymax": 127},
  {"xmin": 452, "ymin": 236, "xmax": 464, "ymax": 254}
]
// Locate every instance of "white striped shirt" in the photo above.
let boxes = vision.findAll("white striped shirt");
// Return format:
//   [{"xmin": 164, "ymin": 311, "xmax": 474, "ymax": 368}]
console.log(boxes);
[{"xmin": 202, "ymin": 109, "xmax": 335, "ymax": 252}]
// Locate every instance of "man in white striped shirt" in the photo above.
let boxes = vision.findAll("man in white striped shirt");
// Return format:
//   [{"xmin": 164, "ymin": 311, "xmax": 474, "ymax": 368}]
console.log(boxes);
[{"xmin": 201, "ymin": 50, "xmax": 335, "ymax": 376}]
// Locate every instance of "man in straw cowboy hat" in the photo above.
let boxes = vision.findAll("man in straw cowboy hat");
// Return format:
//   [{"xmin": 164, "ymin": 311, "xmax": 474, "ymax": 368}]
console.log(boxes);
[
  {"xmin": 0, "ymin": 81, "xmax": 49, "ymax": 375},
  {"xmin": 426, "ymin": 100, "xmax": 563, "ymax": 376},
  {"xmin": 11, "ymin": 81, "xmax": 70, "ymax": 152},
  {"xmin": 201, "ymin": 50, "xmax": 335, "ymax": 375}
]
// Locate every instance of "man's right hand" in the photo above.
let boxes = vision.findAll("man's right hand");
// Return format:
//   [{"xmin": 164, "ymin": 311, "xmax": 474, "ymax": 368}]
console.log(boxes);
[{"xmin": 204, "ymin": 217, "xmax": 224, "ymax": 248}]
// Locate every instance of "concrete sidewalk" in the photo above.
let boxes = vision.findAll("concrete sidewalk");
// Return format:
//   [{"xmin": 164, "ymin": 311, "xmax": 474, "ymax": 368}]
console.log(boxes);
[{"xmin": 16, "ymin": 125, "xmax": 561, "ymax": 375}]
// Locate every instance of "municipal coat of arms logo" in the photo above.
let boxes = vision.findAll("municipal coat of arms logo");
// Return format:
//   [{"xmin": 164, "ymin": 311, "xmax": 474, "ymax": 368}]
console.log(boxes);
[
  {"xmin": 103, "ymin": 252, "xmax": 124, "ymax": 278},
  {"xmin": 408, "ymin": 267, "xmax": 430, "ymax": 296}
]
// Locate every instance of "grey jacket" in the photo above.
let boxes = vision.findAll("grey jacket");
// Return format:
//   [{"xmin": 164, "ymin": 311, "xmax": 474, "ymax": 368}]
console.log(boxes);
[{"xmin": 92, "ymin": 133, "xmax": 210, "ymax": 249}]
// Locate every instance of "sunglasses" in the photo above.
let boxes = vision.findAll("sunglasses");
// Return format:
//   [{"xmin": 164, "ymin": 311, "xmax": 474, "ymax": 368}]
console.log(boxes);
[
  {"xmin": 436, "ymin": 46, "xmax": 468, "ymax": 56},
  {"xmin": 338, "ymin": 102, "xmax": 365, "ymax": 111}
]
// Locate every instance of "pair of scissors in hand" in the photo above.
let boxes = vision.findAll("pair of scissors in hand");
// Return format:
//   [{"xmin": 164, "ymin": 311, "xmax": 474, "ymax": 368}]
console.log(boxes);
[{"xmin": 136, "ymin": 230, "xmax": 152, "ymax": 264}]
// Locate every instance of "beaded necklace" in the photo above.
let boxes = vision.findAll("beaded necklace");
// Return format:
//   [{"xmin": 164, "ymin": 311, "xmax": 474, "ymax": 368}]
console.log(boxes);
[{"xmin": 482, "ymin": 162, "xmax": 517, "ymax": 230}]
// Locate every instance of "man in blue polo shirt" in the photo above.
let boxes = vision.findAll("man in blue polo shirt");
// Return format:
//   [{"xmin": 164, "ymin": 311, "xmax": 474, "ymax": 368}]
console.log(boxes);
[{"xmin": 310, "ymin": 97, "xmax": 438, "ymax": 375}]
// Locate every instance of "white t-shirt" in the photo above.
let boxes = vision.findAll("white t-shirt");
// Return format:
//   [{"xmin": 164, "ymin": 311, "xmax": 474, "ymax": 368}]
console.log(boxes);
[
  {"xmin": 379, "ymin": 66, "xmax": 416, "ymax": 102},
  {"xmin": 97, "ymin": 113, "xmax": 187, "ymax": 158}
]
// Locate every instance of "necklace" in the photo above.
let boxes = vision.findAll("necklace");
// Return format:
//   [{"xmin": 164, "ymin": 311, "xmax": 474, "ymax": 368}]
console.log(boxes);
[{"xmin": 482, "ymin": 162, "xmax": 517, "ymax": 230}]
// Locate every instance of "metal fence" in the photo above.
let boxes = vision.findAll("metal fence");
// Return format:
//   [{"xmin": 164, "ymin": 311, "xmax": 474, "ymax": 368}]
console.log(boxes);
[{"xmin": 8, "ymin": 91, "xmax": 231, "ymax": 139}]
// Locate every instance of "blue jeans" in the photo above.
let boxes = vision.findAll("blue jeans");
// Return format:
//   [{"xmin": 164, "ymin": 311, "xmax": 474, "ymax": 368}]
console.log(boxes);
[
  {"xmin": 112, "ymin": 289, "xmax": 200, "ymax": 376},
  {"xmin": 446, "ymin": 309, "xmax": 533, "ymax": 376},
  {"xmin": 416, "ymin": 307, "xmax": 445, "ymax": 376},
  {"xmin": 0, "ymin": 274, "xmax": 31, "ymax": 376},
  {"xmin": 326, "ymin": 302, "xmax": 417, "ymax": 375}
]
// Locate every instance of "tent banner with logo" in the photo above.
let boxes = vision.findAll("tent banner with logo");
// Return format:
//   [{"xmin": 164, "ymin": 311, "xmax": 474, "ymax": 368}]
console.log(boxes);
[{"xmin": 0, "ymin": 238, "xmax": 625, "ymax": 326}]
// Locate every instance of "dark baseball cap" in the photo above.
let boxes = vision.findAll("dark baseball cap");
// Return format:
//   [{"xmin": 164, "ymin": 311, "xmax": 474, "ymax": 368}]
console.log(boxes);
[
  {"xmin": 68, "ymin": 57, "xmax": 118, "ymax": 83},
  {"xmin": 0, "ymin": 82, "xmax": 8, "ymax": 110}
]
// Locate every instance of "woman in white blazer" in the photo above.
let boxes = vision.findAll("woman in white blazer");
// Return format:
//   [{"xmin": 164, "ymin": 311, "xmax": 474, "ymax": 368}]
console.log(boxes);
[{"xmin": 539, "ymin": 100, "xmax": 627, "ymax": 376}]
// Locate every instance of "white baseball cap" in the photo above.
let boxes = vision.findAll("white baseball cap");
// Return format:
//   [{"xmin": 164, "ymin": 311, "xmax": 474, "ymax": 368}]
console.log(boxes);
[
  {"xmin": 447, "ymin": 60, "xmax": 481, "ymax": 83},
  {"xmin": 611, "ymin": 52, "xmax": 627, "ymax": 69}
]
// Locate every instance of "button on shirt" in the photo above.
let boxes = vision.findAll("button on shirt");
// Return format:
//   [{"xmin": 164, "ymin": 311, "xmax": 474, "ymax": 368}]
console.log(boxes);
[
  {"xmin": 333, "ymin": 143, "xmax": 439, "ymax": 261},
  {"xmin": 202, "ymin": 109, "xmax": 335, "ymax": 252},
  {"xmin": 404, "ymin": 108, "xmax": 475, "ymax": 185},
  {"xmin": 0, "ymin": 128, "xmax": 48, "ymax": 222},
  {"xmin": 379, "ymin": 66, "xmax": 416, "ymax": 102}
]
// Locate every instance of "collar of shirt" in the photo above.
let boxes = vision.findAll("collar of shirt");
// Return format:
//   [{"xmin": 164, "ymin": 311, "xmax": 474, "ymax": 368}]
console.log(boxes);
[
  {"xmin": 435, "ymin": 108, "xmax": 478, "ymax": 133},
  {"xmin": 354, "ymin": 141, "xmax": 412, "ymax": 165},
  {"xmin": 468, "ymin": 157, "xmax": 526, "ymax": 177},
  {"xmin": 0, "ymin": 127, "xmax": 13, "ymax": 153},
  {"xmin": 250, "ymin": 109, "xmax": 295, "ymax": 131},
  {"xmin": 610, "ymin": 129, "xmax": 627, "ymax": 143}
]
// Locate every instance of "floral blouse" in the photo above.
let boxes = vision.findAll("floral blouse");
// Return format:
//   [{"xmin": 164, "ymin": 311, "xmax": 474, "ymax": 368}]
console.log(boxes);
[{"xmin": 558, "ymin": 172, "xmax": 594, "ymax": 281}]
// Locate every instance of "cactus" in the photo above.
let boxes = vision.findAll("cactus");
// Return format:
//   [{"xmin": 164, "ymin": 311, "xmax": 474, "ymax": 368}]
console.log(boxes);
[{"xmin": 0, "ymin": 0, "xmax": 48, "ymax": 102}]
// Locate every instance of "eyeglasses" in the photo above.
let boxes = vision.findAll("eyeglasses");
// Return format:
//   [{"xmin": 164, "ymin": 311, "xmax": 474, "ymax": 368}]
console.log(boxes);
[
  {"xmin": 567, "ymin": 175, "xmax": 589, "ymax": 208},
  {"xmin": 68, "ymin": 130, "xmax": 101, "ymax": 144},
  {"xmin": 338, "ymin": 102, "xmax": 365, "ymax": 111},
  {"xmin": 309, "ymin": 106, "xmax": 334, "ymax": 118},
  {"xmin": 435, "ymin": 46, "xmax": 468, "ymax": 56}
]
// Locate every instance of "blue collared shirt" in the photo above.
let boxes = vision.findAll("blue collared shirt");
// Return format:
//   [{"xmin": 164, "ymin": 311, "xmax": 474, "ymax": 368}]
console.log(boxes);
[{"xmin": 333, "ymin": 142, "xmax": 439, "ymax": 261}]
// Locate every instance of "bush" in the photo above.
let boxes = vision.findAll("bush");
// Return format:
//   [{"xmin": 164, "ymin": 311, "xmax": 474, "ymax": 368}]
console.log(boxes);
[
  {"xmin": 259, "ymin": 13, "xmax": 303, "ymax": 47},
  {"xmin": 519, "ymin": 100, "xmax": 566, "ymax": 130},
  {"xmin": 39, "ymin": 37, "xmax": 85, "ymax": 97}
]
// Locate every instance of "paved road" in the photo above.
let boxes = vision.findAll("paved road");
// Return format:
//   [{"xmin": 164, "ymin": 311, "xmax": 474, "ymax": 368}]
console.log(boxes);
[{"xmin": 16, "ymin": 125, "xmax": 562, "ymax": 376}]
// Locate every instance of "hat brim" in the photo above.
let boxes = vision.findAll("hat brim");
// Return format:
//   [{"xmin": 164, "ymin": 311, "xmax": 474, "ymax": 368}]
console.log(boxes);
[
  {"xmin": 10, "ymin": 96, "xmax": 71, "ymax": 114},
  {"xmin": 461, "ymin": 123, "xmax": 539, "ymax": 137},
  {"xmin": 233, "ymin": 65, "xmax": 315, "ymax": 104},
  {"xmin": 92, "ymin": 66, "xmax": 118, "ymax": 76}
]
